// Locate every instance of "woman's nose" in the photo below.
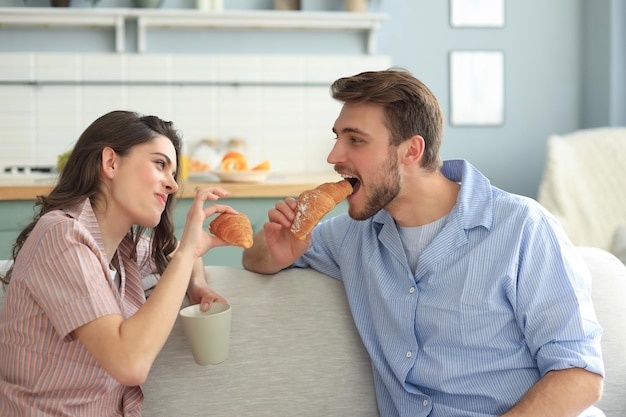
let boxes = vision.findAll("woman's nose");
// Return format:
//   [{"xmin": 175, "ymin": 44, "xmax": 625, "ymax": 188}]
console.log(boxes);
[{"xmin": 166, "ymin": 174, "xmax": 179, "ymax": 194}]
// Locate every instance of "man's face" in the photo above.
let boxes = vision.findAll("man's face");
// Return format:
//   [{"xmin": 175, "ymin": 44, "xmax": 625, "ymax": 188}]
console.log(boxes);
[{"xmin": 328, "ymin": 103, "xmax": 401, "ymax": 220}]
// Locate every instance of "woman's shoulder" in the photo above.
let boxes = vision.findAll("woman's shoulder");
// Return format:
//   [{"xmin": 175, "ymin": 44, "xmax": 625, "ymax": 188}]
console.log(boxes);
[
  {"xmin": 30, "ymin": 208, "xmax": 96, "ymax": 247},
  {"xmin": 35, "ymin": 208, "xmax": 76, "ymax": 230},
  {"xmin": 15, "ymin": 208, "xmax": 102, "ymax": 272}
]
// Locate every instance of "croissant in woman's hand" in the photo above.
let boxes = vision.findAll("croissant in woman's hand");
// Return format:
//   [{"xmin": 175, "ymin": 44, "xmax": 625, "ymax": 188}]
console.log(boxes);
[
  {"xmin": 209, "ymin": 213, "xmax": 254, "ymax": 248},
  {"xmin": 290, "ymin": 179, "xmax": 353, "ymax": 241}
]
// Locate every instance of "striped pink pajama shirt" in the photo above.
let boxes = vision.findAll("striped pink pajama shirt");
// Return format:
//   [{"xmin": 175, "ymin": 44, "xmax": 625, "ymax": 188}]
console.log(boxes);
[{"xmin": 0, "ymin": 198, "xmax": 156, "ymax": 416}]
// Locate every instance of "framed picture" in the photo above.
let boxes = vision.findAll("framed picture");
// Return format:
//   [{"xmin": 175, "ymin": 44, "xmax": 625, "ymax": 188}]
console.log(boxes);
[
  {"xmin": 449, "ymin": 50, "xmax": 504, "ymax": 126},
  {"xmin": 450, "ymin": 0, "xmax": 505, "ymax": 28}
]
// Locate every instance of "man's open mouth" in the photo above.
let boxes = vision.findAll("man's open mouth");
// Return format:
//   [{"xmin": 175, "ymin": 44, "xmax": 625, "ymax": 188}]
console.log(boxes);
[{"xmin": 342, "ymin": 176, "xmax": 360, "ymax": 195}]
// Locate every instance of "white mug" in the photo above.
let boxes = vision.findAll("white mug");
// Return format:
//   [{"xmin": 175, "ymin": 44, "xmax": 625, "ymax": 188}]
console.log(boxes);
[{"xmin": 179, "ymin": 302, "xmax": 232, "ymax": 365}]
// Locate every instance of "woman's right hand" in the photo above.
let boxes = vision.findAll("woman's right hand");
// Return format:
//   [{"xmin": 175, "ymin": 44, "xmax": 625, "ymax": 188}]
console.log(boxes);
[{"xmin": 177, "ymin": 187, "xmax": 238, "ymax": 259}]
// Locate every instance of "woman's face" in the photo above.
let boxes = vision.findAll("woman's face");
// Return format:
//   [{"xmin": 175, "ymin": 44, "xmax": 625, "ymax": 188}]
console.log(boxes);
[{"xmin": 108, "ymin": 135, "xmax": 179, "ymax": 229}]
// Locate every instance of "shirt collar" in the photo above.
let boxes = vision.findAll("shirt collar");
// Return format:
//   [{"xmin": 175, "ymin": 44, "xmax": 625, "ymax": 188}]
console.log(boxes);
[
  {"xmin": 441, "ymin": 159, "xmax": 493, "ymax": 231},
  {"xmin": 63, "ymin": 198, "xmax": 107, "ymax": 261},
  {"xmin": 371, "ymin": 159, "xmax": 493, "ymax": 231}
]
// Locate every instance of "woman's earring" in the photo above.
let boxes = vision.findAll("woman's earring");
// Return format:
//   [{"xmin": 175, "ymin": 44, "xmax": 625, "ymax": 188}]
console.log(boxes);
[{"xmin": 110, "ymin": 170, "xmax": 114, "ymax": 179}]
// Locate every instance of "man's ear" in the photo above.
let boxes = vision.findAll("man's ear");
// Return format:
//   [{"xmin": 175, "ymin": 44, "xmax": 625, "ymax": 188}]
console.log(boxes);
[
  {"xmin": 400, "ymin": 135, "xmax": 425, "ymax": 166},
  {"xmin": 101, "ymin": 147, "xmax": 117, "ymax": 178}
]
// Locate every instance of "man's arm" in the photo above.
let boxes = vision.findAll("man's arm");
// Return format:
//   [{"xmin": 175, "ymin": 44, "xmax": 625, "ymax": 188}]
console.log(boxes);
[
  {"xmin": 243, "ymin": 198, "xmax": 311, "ymax": 274},
  {"xmin": 242, "ymin": 227, "xmax": 303, "ymax": 274},
  {"xmin": 501, "ymin": 367, "xmax": 602, "ymax": 417}
]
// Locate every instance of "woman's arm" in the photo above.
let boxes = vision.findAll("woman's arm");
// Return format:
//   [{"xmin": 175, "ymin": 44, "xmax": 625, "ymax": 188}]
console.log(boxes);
[
  {"xmin": 73, "ymin": 249, "xmax": 200, "ymax": 386},
  {"xmin": 186, "ymin": 256, "xmax": 227, "ymax": 311},
  {"xmin": 74, "ymin": 187, "xmax": 234, "ymax": 386}
]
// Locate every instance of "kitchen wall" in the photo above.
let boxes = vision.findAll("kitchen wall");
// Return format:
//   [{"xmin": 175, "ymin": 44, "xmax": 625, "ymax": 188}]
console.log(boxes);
[
  {"xmin": 376, "ymin": 0, "xmax": 621, "ymax": 198},
  {"xmin": 0, "ymin": 0, "xmax": 621, "ymax": 197},
  {"xmin": 0, "ymin": 53, "xmax": 390, "ymax": 173}
]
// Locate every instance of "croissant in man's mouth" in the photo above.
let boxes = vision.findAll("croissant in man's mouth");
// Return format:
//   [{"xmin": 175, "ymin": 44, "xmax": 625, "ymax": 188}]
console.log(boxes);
[{"xmin": 290, "ymin": 179, "xmax": 353, "ymax": 241}]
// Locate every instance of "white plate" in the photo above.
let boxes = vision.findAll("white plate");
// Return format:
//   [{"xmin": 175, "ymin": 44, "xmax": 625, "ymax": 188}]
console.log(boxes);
[
  {"xmin": 212, "ymin": 170, "xmax": 270, "ymax": 183},
  {"xmin": 187, "ymin": 172, "xmax": 219, "ymax": 182}
]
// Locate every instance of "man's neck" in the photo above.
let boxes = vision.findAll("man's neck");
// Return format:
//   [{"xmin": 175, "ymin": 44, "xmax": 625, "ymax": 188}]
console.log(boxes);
[{"xmin": 388, "ymin": 170, "xmax": 460, "ymax": 227}]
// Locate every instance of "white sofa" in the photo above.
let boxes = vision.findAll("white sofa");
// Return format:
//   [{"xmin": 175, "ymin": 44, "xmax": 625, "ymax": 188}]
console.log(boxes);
[
  {"xmin": 538, "ymin": 127, "xmax": 626, "ymax": 263},
  {"xmin": 1, "ymin": 247, "xmax": 626, "ymax": 416}
]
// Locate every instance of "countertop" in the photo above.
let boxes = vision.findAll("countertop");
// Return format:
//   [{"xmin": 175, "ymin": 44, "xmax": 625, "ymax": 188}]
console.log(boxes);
[{"xmin": 0, "ymin": 172, "xmax": 343, "ymax": 200}]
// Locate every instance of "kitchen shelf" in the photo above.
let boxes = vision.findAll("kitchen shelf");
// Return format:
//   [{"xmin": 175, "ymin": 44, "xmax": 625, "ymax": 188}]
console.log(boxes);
[{"xmin": 0, "ymin": 8, "xmax": 388, "ymax": 54}]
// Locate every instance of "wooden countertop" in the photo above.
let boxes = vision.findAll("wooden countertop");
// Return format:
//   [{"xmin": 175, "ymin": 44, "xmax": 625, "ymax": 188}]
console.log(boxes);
[{"xmin": 0, "ymin": 173, "xmax": 342, "ymax": 200}]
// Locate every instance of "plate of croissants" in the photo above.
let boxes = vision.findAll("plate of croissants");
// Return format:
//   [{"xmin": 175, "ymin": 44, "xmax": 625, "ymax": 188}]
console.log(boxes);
[{"xmin": 212, "ymin": 151, "xmax": 271, "ymax": 183}]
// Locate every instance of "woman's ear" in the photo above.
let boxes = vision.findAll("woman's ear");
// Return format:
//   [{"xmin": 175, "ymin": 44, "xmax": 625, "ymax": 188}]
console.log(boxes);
[
  {"xmin": 400, "ymin": 135, "xmax": 425, "ymax": 166},
  {"xmin": 101, "ymin": 147, "xmax": 117, "ymax": 179}
]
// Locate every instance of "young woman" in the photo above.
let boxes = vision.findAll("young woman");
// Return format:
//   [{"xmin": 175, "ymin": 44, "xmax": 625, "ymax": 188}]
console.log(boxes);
[{"xmin": 0, "ymin": 110, "xmax": 237, "ymax": 416}]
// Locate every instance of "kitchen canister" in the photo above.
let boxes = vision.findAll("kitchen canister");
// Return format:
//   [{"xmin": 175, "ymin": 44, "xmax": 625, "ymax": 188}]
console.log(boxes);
[
  {"xmin": 274, "ymin": 0, "xmax": 300, "ymax": 10},
  {"xmin": 196, "ymin": 0, "xmax": 224, "ymax": 11}
]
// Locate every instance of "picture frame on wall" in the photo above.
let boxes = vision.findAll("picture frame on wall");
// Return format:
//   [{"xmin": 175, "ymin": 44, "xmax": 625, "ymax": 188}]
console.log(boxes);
[
  {"xmin": 449, "ymin": 50, "xmax": 504, "ymax": 126},
  {"xmin": 450, "ymin": 0, "xmax": 505, "ymax": 28}
]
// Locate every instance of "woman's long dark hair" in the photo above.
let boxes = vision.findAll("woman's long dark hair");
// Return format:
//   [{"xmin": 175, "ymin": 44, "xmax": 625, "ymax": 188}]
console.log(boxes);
[{"xmin": 1, "ymin": 110, "xmax": 182, "ymax": 285}]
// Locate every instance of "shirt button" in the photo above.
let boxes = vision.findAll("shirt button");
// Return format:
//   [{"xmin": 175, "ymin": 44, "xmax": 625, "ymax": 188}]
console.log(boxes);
[
  {"xmin": 422, "ymin": 399, "xmax": 428, "ymax": 407},
  {"xmin": 406, "ymin": 351, "xmax": 412, "ymax": 358},
  {"xmin": 409, "ymin": 287, "xmax": 415, "ymax": 294}
]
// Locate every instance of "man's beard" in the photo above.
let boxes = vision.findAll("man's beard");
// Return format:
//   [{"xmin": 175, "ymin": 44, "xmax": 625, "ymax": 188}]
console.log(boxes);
[{"xmin": 349, "ymin": 150, "xmax": 401, "ymax": 221}]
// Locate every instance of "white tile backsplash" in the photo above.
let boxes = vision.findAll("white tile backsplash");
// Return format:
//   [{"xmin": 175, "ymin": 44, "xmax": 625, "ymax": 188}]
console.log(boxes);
[
  {"xmin": 80, "ymin": 86, "xmax": 128, "ymax": 125},
  {"xmin": 0, "ymin": 54, "xmax": 35, "ymax": 82},
  {"xmin": 261, "ymin": 55, "xmax": 306, "ymax": 83},
  {"xmin": 35, "ymin": 54, "xmax": 81, "ymax": 82},
  {"xmin": 173, "ymin": 56, "xmax": 218, "ymax": 83},
  {"xmin": 303, "ymin": 55, "xmax": 351, "ymax": 83},
  {"xmin": 0, "ymin": 53, "xmax": 391, "ymax": 173},
  {"xmin": 82, "ymin": 55, "xmax": 126, "ymax": 82},
  {"xmin": 35, "ymin": 86, "xmax": 83, "ymax": 149},
  {"xmin": 126, "ymin": 85, "xmax": 175, "ymax": 120},
  {"xmin": 216, "ymin": 55, "xmax": 264, "ymax": 84},
  {"xmin": 126, "ymin": 55, "xmax": 174, "ymax": 83}
]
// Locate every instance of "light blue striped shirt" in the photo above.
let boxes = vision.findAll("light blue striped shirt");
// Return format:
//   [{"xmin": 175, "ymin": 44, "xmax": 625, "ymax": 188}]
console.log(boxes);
[{"xmin": 294, "ymin": 159, "xmax": 604, "ymax": 417}]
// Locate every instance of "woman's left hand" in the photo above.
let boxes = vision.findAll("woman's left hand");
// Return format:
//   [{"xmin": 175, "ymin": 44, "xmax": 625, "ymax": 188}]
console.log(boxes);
[{"xmin": 188, "ymin": 285, "xmax": 227, "ymax": 312}]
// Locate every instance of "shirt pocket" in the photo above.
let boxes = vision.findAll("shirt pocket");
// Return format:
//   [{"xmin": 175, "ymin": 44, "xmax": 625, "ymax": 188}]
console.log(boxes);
[{"xmin": 458, "ymin": 271, "xmax": 522, "ymax": 351}]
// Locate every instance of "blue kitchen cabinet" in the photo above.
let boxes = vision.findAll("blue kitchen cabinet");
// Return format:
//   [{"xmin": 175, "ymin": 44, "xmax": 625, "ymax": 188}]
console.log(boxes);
[
  {"xmin": 0, "ymin": 201, "xmax": 40, "ymax": 260},
  {"xmin": 0, "ymin": 199, "xmax": 347, "ymax": 266}
]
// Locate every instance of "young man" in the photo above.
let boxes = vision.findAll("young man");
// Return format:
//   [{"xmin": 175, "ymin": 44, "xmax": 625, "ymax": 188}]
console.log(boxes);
[{"xmin": 242, "ymin": 69, "xmax": 604, "ymax": 417}]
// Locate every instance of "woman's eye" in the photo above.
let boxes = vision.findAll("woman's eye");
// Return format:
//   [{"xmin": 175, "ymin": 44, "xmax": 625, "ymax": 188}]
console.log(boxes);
[{"xmin": 155, "ymin": 160, "xmax": 166, "ymax": 168}]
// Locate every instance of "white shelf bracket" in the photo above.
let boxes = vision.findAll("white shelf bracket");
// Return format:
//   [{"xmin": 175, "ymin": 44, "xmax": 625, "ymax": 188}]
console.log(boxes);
[
  {"xmin": 115, "ymin": 15, "xmax": 125, "ymax": 53},
  {"xmin": 137, "ymin": 16, "xmax": 147, "ymax": 54}
]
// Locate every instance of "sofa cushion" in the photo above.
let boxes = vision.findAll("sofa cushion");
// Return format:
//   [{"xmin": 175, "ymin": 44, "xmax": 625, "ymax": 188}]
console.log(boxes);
[
  {"xmin": 141, "ymin": 266, "xmax": 379, "ymax": 417},
  {"xmin": 578, "ymin": 247, "xmax": 626, "ymax": 415},
  {"xmin": 610, "ymin": 225, "xmax": 626, "ymax": 265},
  {"xmin": 537, "ymin": 127, "xmax": 626, "ymax": 250}
]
